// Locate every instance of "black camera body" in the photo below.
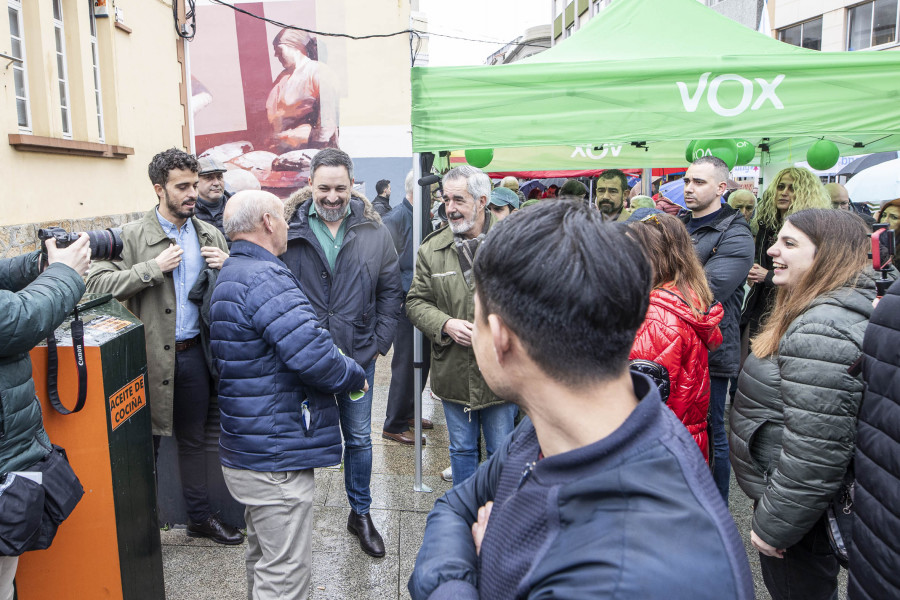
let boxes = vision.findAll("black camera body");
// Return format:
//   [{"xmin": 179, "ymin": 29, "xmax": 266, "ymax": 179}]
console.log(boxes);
[{"xmin": 38, "ymin": 226, "xmax": 124, "ymax": 265}]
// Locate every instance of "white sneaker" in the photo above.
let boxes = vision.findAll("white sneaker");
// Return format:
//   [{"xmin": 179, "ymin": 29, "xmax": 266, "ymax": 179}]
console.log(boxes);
[{"xmin": 441, "ymin": 466, "xmax": 452, "ymax": 482}]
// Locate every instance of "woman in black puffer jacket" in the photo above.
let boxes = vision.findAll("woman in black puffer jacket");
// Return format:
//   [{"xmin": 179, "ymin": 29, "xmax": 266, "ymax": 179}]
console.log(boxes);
[{"xmin": 730, "ymin": 209, "xmax": 880, "ymax": 600}]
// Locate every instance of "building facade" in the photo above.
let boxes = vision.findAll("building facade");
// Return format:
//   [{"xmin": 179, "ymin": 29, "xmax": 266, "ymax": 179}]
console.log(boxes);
[
  {"xmin": 485, "ymin": 25, "xmax": 551, "ymax": 65},
  {"xmin": 551, "ymin": 0, "xmax": 762, "ymax": 44},
  {"xmin": 772, "ymin": 0, "xmax": 900, "ymax": 52},
  {"xmin": 1, "ymin": 0, "xmax": 191, "ymax": 257}
]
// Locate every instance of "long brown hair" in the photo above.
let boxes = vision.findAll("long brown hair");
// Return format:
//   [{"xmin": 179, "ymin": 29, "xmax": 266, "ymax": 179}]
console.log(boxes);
[
  {"xmin": 752, "ymin": 209, "xmax": 870, "ymax": 357},
  {"xmin": 628, "ymin": 212, "xmax": 714, "ymax": 317}
]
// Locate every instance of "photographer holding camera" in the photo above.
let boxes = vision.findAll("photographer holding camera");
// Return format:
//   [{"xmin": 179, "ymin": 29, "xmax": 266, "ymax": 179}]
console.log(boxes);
[
  {"xmin": 85, "ymin": 148, "xmax": 237, "ymax": 545},
  {"xmin": 0, "ymin": 234, "xmax": 90, "ymax": 598}
]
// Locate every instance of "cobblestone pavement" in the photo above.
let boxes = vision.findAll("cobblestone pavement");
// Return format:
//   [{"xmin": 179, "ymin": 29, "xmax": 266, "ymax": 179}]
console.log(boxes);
[{"xmin": 161, "ymin": 352, "xmax": 847, "ymax": 599}]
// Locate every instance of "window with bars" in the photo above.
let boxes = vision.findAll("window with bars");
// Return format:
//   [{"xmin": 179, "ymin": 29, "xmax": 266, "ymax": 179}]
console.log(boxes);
[
  {"xmin": 778, "ymin": 17, "xmax": 823, "ymax": 50},
  {"xmin": 848, "ymin": 0, "xmax": 899, "ymax": 50},
  {"xmin": 88, "ymin": 0, "xmax": 105, "ymax": 142},
  {"xmin": 8, "ymin": 0, "xmax": 30, "ymax": 133},
  {"xmin": 52, "ymin": 0, "xmax": 72, "ymax": 138}
]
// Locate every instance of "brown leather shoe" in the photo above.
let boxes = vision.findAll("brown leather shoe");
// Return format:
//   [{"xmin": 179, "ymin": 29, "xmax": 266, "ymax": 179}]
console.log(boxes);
[
  {"xmin": 407, "ymin": 418, "xmax": 434, "ymax": 430},
  {"xmin": 382, "ymin": 430, "xmax": 425, "ymax": 445}
]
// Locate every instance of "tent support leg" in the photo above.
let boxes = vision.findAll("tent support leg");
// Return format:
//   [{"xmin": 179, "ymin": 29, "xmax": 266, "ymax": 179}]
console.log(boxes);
[{"xmin": 412, "ymin": 152, "xmax": 432, "ymax": 494}]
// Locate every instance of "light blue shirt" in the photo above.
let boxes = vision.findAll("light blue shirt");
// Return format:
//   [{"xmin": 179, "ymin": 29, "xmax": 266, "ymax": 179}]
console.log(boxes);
[{"xmin": 156, "ymin": 209, "xmax": 203, "ymax": 342}]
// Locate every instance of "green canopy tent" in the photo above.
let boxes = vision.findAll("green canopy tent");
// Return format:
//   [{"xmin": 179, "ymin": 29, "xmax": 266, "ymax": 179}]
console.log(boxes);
[
  {"xmin": 405, "ymin": 0, "xmax": 900, "ymax": 491},
  {"xmin": 411, "ymin": 0, "xmax": 900, "ymax": 171}
]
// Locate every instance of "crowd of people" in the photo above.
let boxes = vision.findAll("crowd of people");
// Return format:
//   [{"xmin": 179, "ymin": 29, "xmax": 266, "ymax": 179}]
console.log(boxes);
[{"xmin": 1, "ymin": 146, "xmax": 898, "ymax": 600}]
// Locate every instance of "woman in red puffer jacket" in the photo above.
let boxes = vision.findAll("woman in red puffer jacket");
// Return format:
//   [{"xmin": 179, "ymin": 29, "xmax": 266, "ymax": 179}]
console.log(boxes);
[{"xmin": 628, "ymin": 211, "xmax": 724, "ymax": 462}]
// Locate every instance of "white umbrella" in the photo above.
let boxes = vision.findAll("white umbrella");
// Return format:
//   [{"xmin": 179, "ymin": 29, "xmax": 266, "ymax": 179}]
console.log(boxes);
[{"xmin": 846, "ymin": 158, "xmax": 900, "ymax": 206}]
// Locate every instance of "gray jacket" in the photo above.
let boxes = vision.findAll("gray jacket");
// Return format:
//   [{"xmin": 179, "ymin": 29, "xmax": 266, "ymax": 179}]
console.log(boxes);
[
  {"xmin": 682, "ymin": 205, "xmax": 754, "ymax": 378},
  {"xmin": 729, "ymin": 270, "xmax": 880, "ymax": 549}
]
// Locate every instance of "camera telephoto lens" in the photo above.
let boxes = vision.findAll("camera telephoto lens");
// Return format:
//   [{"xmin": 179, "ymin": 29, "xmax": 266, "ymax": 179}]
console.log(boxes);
[
  {"xmin": 37, "ymin": 226, "xmax": 123, "ymax": 262},
  {"xmin": 86, "ymin": 228, "xmax": 123, "ymax": 261}
]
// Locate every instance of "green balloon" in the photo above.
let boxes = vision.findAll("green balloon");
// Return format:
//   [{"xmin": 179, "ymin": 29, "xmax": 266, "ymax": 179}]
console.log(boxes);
[
  {"xmin": 692, "ymin": 139, "xmax": 738, "ymax": 170},
  {"xmin": 734, "ymin": 139, "xmax": 756, "ymax": 166},
  {"xmin": 465, "ymin": 148, "xmax": 494, "ymax": 169},
  {"xmin": 806, "ymin": 140, "xmax": 840, "ymax": 171},
  {"xmin": 684, "ymin": 140, "xmax": 698, "ymax": 164}
]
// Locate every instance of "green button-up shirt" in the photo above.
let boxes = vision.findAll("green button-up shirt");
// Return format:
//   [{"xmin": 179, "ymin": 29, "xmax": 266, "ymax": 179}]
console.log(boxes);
[{"xmin": 308, "ymin": 201, "xmax": 350, "ymax": 271}]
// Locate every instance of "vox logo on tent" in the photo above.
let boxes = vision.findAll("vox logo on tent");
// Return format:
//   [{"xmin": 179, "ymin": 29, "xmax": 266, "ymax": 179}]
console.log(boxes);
[
  {"xmin": 570, "ymin": 144, "xmax": 623, "ymax": 159},
  {"xmin": 676, "ymin": 72, "xmax": 785, "ymax": 117}
]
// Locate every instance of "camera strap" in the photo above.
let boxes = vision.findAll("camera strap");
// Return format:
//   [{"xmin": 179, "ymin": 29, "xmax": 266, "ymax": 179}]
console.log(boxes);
[{"xmin": 46, "ymin": 307, "xmax": 87, "ymax": 415}]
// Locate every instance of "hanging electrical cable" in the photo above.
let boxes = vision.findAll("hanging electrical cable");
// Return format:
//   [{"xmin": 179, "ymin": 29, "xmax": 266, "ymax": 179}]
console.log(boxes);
[
  {"xmin": 172, "ymin": 0, "xmax": 197, "ymax": 40},
  {"xmin": 203, "ymin": 0, "xmax": 551, "ymax": 51}
]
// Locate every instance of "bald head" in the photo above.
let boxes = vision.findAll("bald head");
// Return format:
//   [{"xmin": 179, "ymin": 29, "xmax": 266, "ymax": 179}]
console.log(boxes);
[
  {"xmin": 824, "ymin": 183, "xmax": 850, "ymax": 210},
  {"xmin": 224, "ymin": 190, "xmax": 288, "ymax": 255}
]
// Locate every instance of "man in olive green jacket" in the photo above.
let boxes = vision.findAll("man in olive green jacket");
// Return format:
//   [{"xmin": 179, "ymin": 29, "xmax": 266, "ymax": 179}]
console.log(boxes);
[
  {"xmin": 86, "ymin": 149, "xmax": 238, "ymax": 545},
  {"xmin": 407, "ymin": 166, "xmax": 517, "ymax": 487}
]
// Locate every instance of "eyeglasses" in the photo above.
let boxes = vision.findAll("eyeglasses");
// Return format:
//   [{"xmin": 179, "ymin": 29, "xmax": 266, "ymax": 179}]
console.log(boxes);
[{"xmin": 640, "ymin": 213, "xmax": 663, "ymax": 229}]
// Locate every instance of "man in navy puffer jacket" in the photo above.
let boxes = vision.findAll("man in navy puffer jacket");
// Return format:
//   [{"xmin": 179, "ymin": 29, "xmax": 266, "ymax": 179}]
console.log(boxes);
[{"xmin": 210, "ymin": 191, "xmax": 367, "ymax": 600}]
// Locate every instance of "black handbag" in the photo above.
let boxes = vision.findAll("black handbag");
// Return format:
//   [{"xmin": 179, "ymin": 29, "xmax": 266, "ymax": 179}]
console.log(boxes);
[
  {"xmin": 0, "ymin": 444, "xmax": 84, "ymax": 556},
  {"xmin": 629, "ymin": 359, "xmax": 671, "ymax": 404}
]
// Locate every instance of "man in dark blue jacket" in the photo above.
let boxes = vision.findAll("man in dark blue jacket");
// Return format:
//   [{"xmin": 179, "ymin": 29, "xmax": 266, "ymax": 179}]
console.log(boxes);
[
  {"xmin": 210, "ymin": 190, "xmax": 367, "ymax": 600},
  {"xmin": 282, "ymin": 148, "xmax": 402, "ymax": 558},
  {"xmin": 681, "ymin": 155, "xmax": 754, "ymax": 502},
  {"xmin": 409, "ymin": 201, "xmax": 754, "ymax": 600},
  {"xmin": 382, "ymin": 171, "xmax": 432, "ymax": 444}
]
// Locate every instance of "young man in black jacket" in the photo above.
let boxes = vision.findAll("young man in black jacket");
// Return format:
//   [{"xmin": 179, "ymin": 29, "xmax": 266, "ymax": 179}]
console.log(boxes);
[
  {"xmin": 681, "ymin": 155, "xmax": 754, "ymax": 502},
  {"xmin": 372, "ymin": 179, "xmax": 392, "ymax": 216}
]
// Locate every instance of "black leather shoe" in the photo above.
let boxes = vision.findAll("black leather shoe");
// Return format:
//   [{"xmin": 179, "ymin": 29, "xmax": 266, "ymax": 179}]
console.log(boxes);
[
  {"xmin": 187, "ymin": 515, "xmax": 244, "ymax": 545},
  {"xmin": 347, "ymin": 510, "xmax": 385, "ymax": 558}
]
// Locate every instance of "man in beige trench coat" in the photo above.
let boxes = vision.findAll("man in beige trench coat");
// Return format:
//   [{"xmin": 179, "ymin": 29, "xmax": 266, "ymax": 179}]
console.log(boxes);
[{"xmin": 86, "ymin": 148, "xmax": 240, "ymax": 544}]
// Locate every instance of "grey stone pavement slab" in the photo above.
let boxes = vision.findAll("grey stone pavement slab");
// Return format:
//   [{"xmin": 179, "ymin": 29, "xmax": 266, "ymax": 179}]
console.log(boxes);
[{"xmin": 162, "ymin": 351, "xmax": 847, "ymax": 599}]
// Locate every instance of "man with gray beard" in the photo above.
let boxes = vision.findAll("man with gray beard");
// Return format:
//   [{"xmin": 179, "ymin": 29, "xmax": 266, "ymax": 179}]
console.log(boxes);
[
  {"xmin": 407, "ymin": 166, "xmax": 518, "ymax": 488},
  {"xmin": 281, "ymin": 148, "xmax": 402, "ymax": 558}
]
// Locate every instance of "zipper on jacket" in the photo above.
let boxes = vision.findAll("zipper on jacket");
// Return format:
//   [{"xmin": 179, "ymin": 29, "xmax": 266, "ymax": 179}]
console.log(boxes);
[
  {"xmin": 301, "ymin": 400, "xmax": 311, "ymax": 433},
  {"xmin": 518, "ymin": 461, "xmax": 537, "ymax": 490}
]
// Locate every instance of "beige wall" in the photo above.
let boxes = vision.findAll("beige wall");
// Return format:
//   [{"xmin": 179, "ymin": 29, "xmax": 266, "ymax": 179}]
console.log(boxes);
[
  {"xmin": 0, "ymin": 0, "xmax": 188, "ymax": 227},
  {"xmin": 318, "ymin": 0, "xmax": 411, "ymax": 127}
]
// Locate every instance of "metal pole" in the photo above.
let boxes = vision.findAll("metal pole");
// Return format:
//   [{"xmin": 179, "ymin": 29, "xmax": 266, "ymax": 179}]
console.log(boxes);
[
  {"xmin": 412, "ymin": 153, "xmax": 431, "ymax": 493},
  {"xmin": 642, "ymin": 167, "xmax": 652, "ymax": 202}
]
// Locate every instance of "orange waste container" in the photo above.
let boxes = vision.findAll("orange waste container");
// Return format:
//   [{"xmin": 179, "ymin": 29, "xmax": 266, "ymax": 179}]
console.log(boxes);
[{"xmin": 17, "ymin": 295, "xmax": 164, "ymax": 600}]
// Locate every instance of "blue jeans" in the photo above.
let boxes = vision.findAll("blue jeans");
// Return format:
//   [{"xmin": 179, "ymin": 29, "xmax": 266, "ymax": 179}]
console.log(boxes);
[
  {"xmin": 337, "ymin": 360, "xmax": 376, "ymax": 515},
  {"xmin": 442, "ymin": 401, "xmax": 517, "ymax": 487},
  {"xmin": 709, "ymin": 376, "xmax": 730, "ymax": 503}
]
